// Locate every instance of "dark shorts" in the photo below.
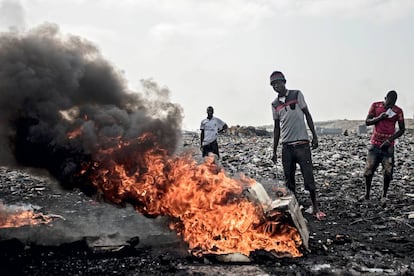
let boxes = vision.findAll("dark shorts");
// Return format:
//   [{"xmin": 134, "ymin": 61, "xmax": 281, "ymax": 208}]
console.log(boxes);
[
  {"xmin": 364, "ymin": 144, "xmax": 394, "ymax": 179},
  {"xmin": 282, "ymin": 142, "xmax": 315, "ymax": 192},
  {"xmin": 202, "ymin": 140, "xmax": 220, "ymax": 157}
]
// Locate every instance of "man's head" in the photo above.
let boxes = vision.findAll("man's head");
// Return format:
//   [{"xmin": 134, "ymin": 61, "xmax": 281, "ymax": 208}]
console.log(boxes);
[
  {"xmin": 384, "ymin": 90, "xmax": 398, "ymax": 108},
  {"xmin": 206, "ymin": 106, "xmax": 214, "ymax": 119},
  {"xmin": 270, "ymin": 71, "xmax": 287, "ymax": 95}
]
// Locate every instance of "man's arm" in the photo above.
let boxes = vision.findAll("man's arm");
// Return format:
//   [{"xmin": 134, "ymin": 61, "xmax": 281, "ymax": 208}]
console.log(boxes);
[
  {"xmin": 366, "ymin": 112, "xmax": 388, "ymax": 126},
  {"xmin": 200, "ymin": 129, "xmax": 204, "ymax": 147},
  {"xmin": 219, "ymin": 123, "xmax": 228, "ymax": 133},
  {"xmin": 380, "ymin": 120, "xmax": 405, "ymax": 148},
  {"xmin": 272, "ymin": 119, "xmax": 280, "ymax": 163},
  {"xmin": 302, "ymin": 107, "xmax": 318, "ymax": 149},
  {"xmin": 392, "ymin": 120, "xmax": 405, "ymax": 141}
]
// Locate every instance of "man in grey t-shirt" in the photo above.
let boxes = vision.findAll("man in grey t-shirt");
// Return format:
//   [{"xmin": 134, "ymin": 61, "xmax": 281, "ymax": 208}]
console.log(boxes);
[{"xmin": 270, "ymin": 70, "xmax": 325, "ymax": 220}]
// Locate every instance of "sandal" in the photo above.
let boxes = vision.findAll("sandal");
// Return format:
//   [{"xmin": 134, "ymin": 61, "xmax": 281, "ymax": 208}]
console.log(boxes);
[{"xmin": 314, "ymin": 211, "xmax": 326, "ymax": 221}]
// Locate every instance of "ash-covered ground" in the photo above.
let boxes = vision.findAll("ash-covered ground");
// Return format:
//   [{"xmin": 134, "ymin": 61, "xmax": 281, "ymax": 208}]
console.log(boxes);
[{"xmin": 1, "ymin": 131, "xmax": 414, "ymax": 275}]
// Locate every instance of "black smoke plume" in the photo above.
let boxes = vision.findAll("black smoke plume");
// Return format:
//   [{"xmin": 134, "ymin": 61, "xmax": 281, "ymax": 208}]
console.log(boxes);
[{"xmin": 0, "ymin": 23, "xmax": 183, "ymax": 193}]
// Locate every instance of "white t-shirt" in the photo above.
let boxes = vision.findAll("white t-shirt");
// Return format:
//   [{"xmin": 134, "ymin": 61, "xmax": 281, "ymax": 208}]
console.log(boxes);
[{"xmin": 200, "ymin": 116, "xmax": 226, "ymax": 146}]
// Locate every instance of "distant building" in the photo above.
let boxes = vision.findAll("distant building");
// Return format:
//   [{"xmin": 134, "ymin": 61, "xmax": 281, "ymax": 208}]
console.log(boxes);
[{"xmin": 316, "ymin": 127, "xmax": 342, "ymax": 136}]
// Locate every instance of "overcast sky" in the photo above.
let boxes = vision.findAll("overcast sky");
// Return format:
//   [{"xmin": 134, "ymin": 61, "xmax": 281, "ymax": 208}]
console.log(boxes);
[{"xmin": 1, "ymin": 0, "xmax": 413, "ymax": 131}]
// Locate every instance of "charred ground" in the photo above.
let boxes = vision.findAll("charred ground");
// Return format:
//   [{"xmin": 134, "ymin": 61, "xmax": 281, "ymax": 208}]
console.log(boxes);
[{"xmin": 1, "ymin": 132, "xmax": 414, "ymax": 275}]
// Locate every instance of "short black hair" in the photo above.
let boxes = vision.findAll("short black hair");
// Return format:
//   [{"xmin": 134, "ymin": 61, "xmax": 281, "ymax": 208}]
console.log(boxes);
[
  {"xmin": 270, "ymin": 71, "xmax": 284, "ymax": 77},
  {"xmin": 386, "ymin": 90, "xmax": 397, "ymax": 101}
]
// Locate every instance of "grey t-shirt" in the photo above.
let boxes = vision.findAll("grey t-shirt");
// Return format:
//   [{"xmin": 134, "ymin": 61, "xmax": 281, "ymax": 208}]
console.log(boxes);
[{"xmin": 271, "ymin": 90, "xmax": 310, "ymax": 144}]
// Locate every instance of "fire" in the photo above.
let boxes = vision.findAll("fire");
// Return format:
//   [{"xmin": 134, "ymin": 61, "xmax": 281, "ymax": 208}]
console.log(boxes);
[
  {"xmin": 80, "ymin": 133, "xmax": 303, "ymax": 257},
  {"xmin": 67, "ymin": 127, "xmax": 83, "ymax": 139},
  {"xmin": 0, "ymin": 203, "xmax": 53, "ymax": 229},
  {"xmin": 65, "ymin": 113, "xmax": 89, "ymax": 139}
]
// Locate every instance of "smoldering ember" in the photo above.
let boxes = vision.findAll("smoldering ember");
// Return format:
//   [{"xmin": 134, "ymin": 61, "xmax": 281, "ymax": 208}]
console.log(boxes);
[{"xmin": 1, "ymin": 26, "xmax": 414, "ymax": 275}]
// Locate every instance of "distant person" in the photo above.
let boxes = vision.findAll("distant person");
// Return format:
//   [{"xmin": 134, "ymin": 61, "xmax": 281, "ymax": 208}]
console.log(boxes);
[
  {"xmin": 270, "ymin": 71, "xmax": 326, "ymax": 220},
  {"xmin": 363, "ymin": 90, "xmax": 405, "ymax": 201},
  {"xmin": 200, "ymin": 106, "xmax": 228, "ymax": 158}
]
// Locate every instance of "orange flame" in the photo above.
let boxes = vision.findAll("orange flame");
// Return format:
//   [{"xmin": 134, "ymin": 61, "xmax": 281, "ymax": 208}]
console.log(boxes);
[
  {"xmin": 67, "ymin": 127, "xmax": 83, "ymax": 139},
  {"xmin": 0, "ymin": 204, "xmax": 53, "ymax": 228},
  {"xmin": 81, "ymin": 133, "xmax": 302, "ymax": 257}
]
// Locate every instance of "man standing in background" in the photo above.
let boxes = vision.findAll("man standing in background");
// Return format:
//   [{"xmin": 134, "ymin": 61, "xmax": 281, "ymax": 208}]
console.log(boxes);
[
  {"xmin": 270, "ymin": 70, "xmax": 325, "ymax": 220},
  {"xmin": 200, "ymin": 106, "xmax": 228, "ymax": 158},
  {"xmin": 363, "ymin": 90, "xmax": 405, "ymax": 201}
]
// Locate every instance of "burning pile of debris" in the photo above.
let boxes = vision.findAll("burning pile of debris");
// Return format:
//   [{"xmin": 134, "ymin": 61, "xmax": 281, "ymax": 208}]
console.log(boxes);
[{"xmin": 0, "ymin": 165, "xmax": 311, "ymax": 275}]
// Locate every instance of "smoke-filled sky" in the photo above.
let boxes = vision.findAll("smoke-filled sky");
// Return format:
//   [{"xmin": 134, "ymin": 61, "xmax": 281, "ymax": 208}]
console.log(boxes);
[{"xmin": 1, "ymin": 0, "xmax": 413, "ymax": 131}]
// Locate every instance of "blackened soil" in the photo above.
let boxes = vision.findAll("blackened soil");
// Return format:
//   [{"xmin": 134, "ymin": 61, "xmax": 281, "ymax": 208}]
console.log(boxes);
[{"xmin": 1, "ymin": 133, "xmax": 414, "ymax": 275}]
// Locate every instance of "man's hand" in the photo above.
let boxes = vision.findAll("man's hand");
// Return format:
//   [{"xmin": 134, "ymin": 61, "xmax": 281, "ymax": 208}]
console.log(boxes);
[
  {"xmin": 379, "ymin": 112, "xmax": 389, "ymax": 120},
  {"xmin": 380, "ymin": 139, "xmax": 391, "ymax": 149},
  {"xmin": 366, "ymin": 112, "xmax": 390, "ymax": 126},
  {"xmin": 271, "ymin": 154, "xmax": 277, "ymax": 164},
  {"xmin": 219, "ymin": 124, "xmax": 229, "ymax": 133},
  {"xmin": 311, "ymin": 137, "xmax": 318, "ymax": 149}
]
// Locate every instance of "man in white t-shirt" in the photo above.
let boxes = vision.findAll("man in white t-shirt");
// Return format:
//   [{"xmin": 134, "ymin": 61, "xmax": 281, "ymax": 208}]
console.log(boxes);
[{"xmin": 200, "ymin": 106, "xmax": 228, "ymax": 158}]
